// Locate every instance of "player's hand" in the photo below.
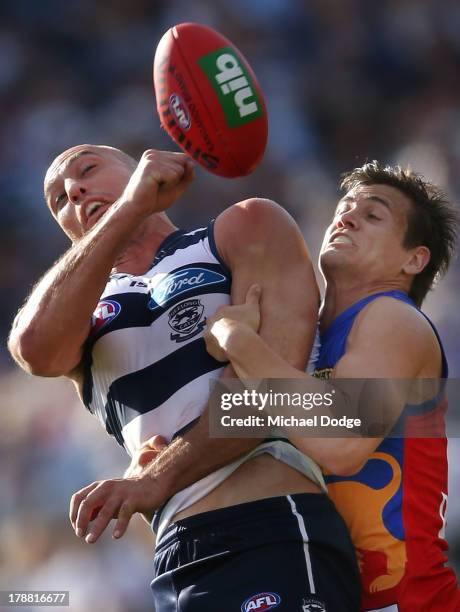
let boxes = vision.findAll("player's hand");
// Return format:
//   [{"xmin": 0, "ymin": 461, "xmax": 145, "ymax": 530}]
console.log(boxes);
[
  {"xmin": 69, "ymin": 472, "xmax": 166, "ymax": 544},
  {"xmin": 124, "ymin": 435, "xmax": 168, "ymax": 478},
  {"xmin": 204, "ymin": 284, "xmax": 261, "ymax": 361},
  {"xmin": 122, "ymin": 149, "xmax": 195, "ymax": 215}
]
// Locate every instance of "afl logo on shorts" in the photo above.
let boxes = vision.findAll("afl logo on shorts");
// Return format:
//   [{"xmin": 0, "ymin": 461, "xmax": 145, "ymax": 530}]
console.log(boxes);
[
  {"xmin": 241, "ymin": 592, "xmax": 281, "ymax": 612},
  {"xmin": 91, "ymin": 299, "xmax": 121, "ymax": 333}
]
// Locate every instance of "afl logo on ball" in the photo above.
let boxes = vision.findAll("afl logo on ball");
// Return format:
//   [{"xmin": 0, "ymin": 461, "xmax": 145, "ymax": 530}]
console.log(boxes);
[
  {"xmin": 241, "ymin": 592, "xmax": 281, "ymax": 612},
  {"xmin": 169, "ymin": 93, "xmax": 191, "ymax": 130},
  {"xmin": 91, "ymin": 299, "xmax": 121, "ymax": 333},
  {"xmin": 168, "ymin": 298, "xmax": 205, "ymax": 342}
]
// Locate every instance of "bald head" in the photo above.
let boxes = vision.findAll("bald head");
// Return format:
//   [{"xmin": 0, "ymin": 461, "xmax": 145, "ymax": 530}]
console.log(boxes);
[{"xmin": 44, "ymin": 144, "xmax": 137, "ymax": 204}]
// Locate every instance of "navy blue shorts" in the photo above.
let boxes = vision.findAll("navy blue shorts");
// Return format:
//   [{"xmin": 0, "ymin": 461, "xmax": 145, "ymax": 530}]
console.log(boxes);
[{"xmin": 151, "ymin": 493, "xmax": 360, "ymax": 611}]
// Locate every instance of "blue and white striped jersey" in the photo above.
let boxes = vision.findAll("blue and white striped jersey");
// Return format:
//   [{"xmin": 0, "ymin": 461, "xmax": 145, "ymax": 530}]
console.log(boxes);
[
  {"xmin": 81, "ymin": 221, "xmax": 326, "ymax": 534},
  {"xmin": 82, "ymin": 222, "xmax": 230, "ymax": 456}
]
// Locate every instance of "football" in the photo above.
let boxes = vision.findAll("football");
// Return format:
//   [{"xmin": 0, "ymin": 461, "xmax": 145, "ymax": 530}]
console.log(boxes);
[{"xmin": 153, "ymin": 22, "xmax": 268, "ymax": 178}]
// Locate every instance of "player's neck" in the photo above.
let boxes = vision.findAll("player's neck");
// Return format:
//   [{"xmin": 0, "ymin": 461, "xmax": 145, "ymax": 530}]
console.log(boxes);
[
  {"xmin": 112, "ymin": 214, "xmax": 177, "ymax": 275},
  {"xmin": 320, "ymin": 277, "xmax": 407, "ymax": 333}
]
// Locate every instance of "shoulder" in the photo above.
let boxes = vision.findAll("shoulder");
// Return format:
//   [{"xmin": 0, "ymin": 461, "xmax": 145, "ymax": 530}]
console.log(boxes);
[
  {"xmin": 346, "ymin": 295, "xmax": 441, "ymax": 376},
  {"xmin": 352, "ymin": 296, "xmax": 434, "ymax": 343},
  {"xmin": 100, "ymin": 273, "xmax": 138, "ymax": 298},
  {"xmin": 213, "ymin": 198, "xmax": 304, "ymax": 265}
]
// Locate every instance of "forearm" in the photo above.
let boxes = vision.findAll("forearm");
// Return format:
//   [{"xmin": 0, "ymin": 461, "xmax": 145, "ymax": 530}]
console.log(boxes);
[
  {"xmin": 143, "ymin": 364, "xmax": 259, "ymax": 500},
  {"xmin": 9, "ymin": 199, "xmax": 149, "ymax": 375},
  {"xmin": 224, "ymin": 324, "xmax": 386, "ymax": 474},
  {"xmin": 224, "ymin": 323, "xmax": 307, "ymax": 379}
]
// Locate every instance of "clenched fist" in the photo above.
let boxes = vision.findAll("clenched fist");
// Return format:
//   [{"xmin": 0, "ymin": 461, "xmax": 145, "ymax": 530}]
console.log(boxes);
[{"xmin": 122, "ymin": 150, "xmax": 195, "ymax": 216}]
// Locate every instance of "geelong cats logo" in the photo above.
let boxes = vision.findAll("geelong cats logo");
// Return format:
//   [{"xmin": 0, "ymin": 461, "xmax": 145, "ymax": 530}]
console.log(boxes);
[{"xmin": 168, "ymin": 299, "xmax": 206, "ymax": 342}]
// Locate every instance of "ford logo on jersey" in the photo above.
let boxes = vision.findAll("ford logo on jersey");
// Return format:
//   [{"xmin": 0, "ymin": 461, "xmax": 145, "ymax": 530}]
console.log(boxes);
[
  {"xmin": 91, "ymin": 299, "xmax": 121, "ymax": 333},
  {"xmin": 241, "ymin": 593, "xmax": 281, "ymax": 612},
  {"xmin": 148, "ymin": 267, "xmax": 226, "ymax": 310}
]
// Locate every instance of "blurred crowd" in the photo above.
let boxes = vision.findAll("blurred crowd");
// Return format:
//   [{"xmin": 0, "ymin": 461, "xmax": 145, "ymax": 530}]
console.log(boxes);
[{"xmin": 0, "ymin": 1, "xmax": 459, "ymax": 610}]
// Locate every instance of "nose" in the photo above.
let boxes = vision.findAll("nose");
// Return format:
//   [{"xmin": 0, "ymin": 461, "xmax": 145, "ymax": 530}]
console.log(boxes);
[
  {"xmin": 64, "ymin": 178, "xmax": 86, "ymax": 204},
  {"xmin": 336, "ymin": 206, "xmax": 359, "ymax": 230}
]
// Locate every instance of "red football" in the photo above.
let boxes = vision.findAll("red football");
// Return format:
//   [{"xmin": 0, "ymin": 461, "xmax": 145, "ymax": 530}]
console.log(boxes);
[{"xmin": 153, "ymin": 22, "xmax": 268, "ymax": 178}]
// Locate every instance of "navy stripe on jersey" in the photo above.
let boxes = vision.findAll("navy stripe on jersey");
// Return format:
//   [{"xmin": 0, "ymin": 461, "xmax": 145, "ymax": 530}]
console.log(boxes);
[
  {"xmin": 105, "ymin": 397, "xmax": 126, "ymax": 446},
  {"xmin": 81, "ymin": 346, "xmax": 94, "ymax": 406},
  {"xmin": 108, "ymin": 227, "xmax": 210, "ymax": 277},
  {"xmin": 87, "ymin": 262, "xmax": 231, "ymax": 347},
  {"xmin": 106, "ymin": 337, "xmax": 223, "ymax": 425},
  {"xmin": 172, "ymin": 416, "xmax": 201, "ymax": 441},
  {"xmin": 154, "ymin": 227, "xmax": 208, "ymax": 266}
]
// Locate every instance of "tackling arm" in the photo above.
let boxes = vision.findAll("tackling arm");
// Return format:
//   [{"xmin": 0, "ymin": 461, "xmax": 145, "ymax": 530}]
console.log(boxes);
[
  {"xmin": 212, "ymin": 296, "xmax": 441, "ymax": 475},
  {"xmin": 139, "ymin": 199, "xmax": 319, "ymax": 500}
]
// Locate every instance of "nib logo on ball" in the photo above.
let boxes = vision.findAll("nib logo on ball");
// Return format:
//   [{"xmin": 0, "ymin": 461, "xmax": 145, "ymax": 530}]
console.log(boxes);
[{"xmin": 199, "ymin": 48, "xmax": 262, "ymax": 127}]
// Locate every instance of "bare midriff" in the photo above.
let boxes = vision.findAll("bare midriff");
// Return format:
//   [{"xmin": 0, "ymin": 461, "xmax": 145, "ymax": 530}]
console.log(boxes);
[{"xmin": 172, "ymin": 453, "xmax": 322, "ymax": 522}]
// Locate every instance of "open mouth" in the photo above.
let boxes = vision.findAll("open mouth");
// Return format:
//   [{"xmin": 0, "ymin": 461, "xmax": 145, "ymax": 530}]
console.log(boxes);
[
  {"xmin": 85, "ymin": 201, "xmax": 111, "ymax": 226},
  {"xmin": 87, "ymin": 201, "xmax": 107, "ymax": 218},
  {"xmin": 329, "ymin": 233, "xmax": 353, "ymax": 246}
]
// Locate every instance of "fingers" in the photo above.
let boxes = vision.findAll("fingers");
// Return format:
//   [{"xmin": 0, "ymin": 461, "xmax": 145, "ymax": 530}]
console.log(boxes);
[
  {"xmin": 122, "ymin": 149, "xmax": 194, "ymax": 214},
  {"xmin": 70, "ymin": 480, "xmax": 126, "ymax": 544},
  {"xmin": 147, "ymin": 435, "xmax": 168, "ymax": 451},
  {"xmin": 204, "ymin": 324, "xmax": 230, "ymax": 361},
  {"xmin": 135, "ymin": 435, "xmax": 168, "ymax": 468},
  {"xmin": 137, "ymin": 448, "xmax": 160, "ymax": 469},
  {"xmin": 209, "ymin": 318, "xmax": 234, "ymax": 349},
  {"xmin": 204, "ymin": 310, "xmax": 231, "ymax": 361},
  {"xmin": 125, "ymin": 435, "xmax": 169, "ymax": 477},
  {"xmin": 69, "ymin": 476, "xmax": 161, "ymax": 544},
  {"xmin": 73, "ymin": 481, "xmax": 115, "ymax": 541},
  {"xmin": 183, "ymin": 158, "xmax": 196, "ymax": 185},
  {"xmin": 245, "ymin": 284, "xmax": 261, "ymax": 305},
  {"xmin": 84, "ymin": 494, "xmax": 122, "ymax": 544},
  {"xmin": 141, "ymin": 150, "xmax": 193, "ymax": 188},
  {"xmin": 113, "ymin": 501, "xmax": 136, "ymax": 540},
  {"xmin": 69, "ymin": 481, "xmax": 99, "ymax": 531}
]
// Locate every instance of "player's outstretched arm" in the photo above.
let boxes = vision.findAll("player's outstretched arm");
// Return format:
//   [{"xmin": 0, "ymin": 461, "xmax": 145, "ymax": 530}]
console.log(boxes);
[{"xmin": 8, "ymin": 151, "xmax": 194, "ymax": 377}]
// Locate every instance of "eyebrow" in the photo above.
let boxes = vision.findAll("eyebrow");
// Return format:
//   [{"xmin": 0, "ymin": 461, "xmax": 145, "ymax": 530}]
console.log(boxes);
[
  {"xmin": 338, "ymin": 194, "xmax": 392, "ymax": 210},
  {"xmin": 45, "ymin": 150, "xmax": 96, "ymax": 204}
]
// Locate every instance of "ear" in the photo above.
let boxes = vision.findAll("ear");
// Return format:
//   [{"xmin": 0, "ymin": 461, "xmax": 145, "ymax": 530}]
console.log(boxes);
[{"xmin": 402, "ymin": 245, "xmax": 431, "ymax": 275}]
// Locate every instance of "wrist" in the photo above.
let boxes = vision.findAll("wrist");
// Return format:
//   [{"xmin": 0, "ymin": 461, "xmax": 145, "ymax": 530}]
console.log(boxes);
[
  {"xmin": 141, "ymin": 453, "xmax": 176, "ymax": 503},
  {"xmin": 112, "ymin": 196, "xmax": 154, "ymax": 223}
]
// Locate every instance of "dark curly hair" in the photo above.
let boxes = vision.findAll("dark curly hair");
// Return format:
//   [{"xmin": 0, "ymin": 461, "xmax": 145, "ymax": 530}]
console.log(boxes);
[{"xmin": 340, "ymin": 161, "xmax": 458, "ymax": 306}]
